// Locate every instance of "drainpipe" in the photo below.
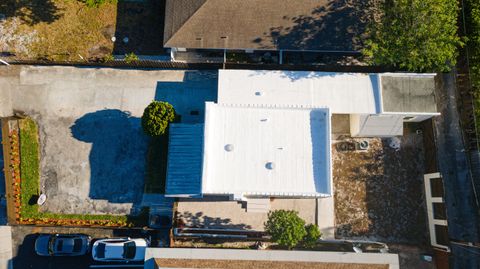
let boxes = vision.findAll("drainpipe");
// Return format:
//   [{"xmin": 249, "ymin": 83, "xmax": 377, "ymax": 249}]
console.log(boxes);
[
  {"xmin": 223, "ymin": 48, "xmax": 227, "ymax": 69},
  {"xmin": 170, "ymin": 48, "xmax": 176, "ymax": 62},
  {"xmin": 279, "ymin": 50, "xmax": 283, "ymax": 64}
]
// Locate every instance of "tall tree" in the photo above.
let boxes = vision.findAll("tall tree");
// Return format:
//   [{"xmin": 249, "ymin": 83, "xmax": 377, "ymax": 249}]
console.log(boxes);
[{"xmin": 363, "ymin": 0, "xmax": 463, "ymax": 72}]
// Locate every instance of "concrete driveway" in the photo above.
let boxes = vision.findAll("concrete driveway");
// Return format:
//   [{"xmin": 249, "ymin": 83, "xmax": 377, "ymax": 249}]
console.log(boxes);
[{"xmin": 0, "ymin": 66, "xmax": 217, "ymax": 215}]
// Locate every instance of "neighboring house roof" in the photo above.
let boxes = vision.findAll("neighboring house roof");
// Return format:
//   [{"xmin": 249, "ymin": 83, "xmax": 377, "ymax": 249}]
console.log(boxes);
[
  {"xmin": 163, "ymin": 0, "xmax": 363, "ymax": 51},
  {"xmin": 218, "ymin": 70, "xmax": 438, "ymax": 115},
  {"xmin": 145, "ymin": 248, "xmax": 399, "ymax": 269},
  {"xmin": 165, "ymin": 124, "xmax": 204, "ymax": 196}
]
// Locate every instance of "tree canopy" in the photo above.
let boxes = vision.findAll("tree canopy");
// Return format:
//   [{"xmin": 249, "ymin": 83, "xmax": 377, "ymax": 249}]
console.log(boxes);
[
  {"xmin": 363, "ymin": 0, "xmax": 463, "ymax": 72},
  {"xmin": 264, "ymin": 210, "xmax": 307, "ymax": 249}
]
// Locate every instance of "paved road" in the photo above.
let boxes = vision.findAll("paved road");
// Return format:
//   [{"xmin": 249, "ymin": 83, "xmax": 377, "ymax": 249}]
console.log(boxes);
[
  {"xmin": 434, "ymin": 73, "xmax": 480, "ymax": 268},
  {"xmin": 11, "ymin": 226, "xmax": 168, "ymax": 269}
]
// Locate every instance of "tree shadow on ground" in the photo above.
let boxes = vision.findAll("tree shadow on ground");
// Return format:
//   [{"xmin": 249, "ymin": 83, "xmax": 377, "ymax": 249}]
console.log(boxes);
[
  {"xmin": 253, "ymin": 0, "xmax": 379, "ymax": 51},
  {"xmin": 70, "ymin": 109, "xmax": 147, "ymax": 204},
  {"xmin": 113, "ymin": 0, "xmax": 167, "ymax": 55},
  {"xmin": 0, "ymin": 0, "xmax": 62, "ymax": 25},
  {"xmin": 177, "ymin": 211, "xmax": 252, "ymax": 230}
]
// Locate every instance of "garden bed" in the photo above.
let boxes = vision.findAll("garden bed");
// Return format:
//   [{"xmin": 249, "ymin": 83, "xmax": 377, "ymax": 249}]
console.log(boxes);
[
  {"xmin": 6, "ymin": 117, "xmax": 147, "ymax": 227},
  {"xmin": 144, "ymin": 134, "xmax": 169, "ymax": 194}
]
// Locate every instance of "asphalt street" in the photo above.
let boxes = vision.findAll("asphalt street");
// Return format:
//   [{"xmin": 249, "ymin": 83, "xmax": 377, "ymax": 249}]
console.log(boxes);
[{"xmin": 11, "ymin": 226, "xmax": 168, "ymax": 269}]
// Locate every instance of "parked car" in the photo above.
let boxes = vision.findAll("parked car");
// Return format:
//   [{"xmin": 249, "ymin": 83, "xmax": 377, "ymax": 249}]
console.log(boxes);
[
  {"xmin": 92, "ymin": 237, "xmax": 149, "ymax": 262},
  {"xmin": 35, "ymin": 234, "xmax": 91, "ymax": 256}
]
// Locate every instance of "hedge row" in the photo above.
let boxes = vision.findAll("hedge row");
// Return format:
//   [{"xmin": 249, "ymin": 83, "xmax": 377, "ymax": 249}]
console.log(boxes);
[{"xmin": 465, "ymin": 0, "xmax": 480, "ymax": 137}]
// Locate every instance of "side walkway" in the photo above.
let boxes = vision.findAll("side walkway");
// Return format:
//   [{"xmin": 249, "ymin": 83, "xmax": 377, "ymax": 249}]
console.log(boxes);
[
  {"xmin": 0, "ymin": 66, "xmax": 14, "ymax": 117},
  {"xmin": 0, "ymin": 226, "xmax": 13, "ymax": 269},
  {"xmin": 434, "ymin": 73, "xmax": 480, "ymax": 267}
]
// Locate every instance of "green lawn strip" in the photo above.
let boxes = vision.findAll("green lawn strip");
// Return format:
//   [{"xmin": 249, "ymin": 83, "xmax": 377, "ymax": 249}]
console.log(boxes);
[
  {"xmin": 19, "ymin": 118, "xmax": 147, "ymax": 226},
  {"xmin": 144, "ymin": 135, "xmax": 169, "ymax": 194}
]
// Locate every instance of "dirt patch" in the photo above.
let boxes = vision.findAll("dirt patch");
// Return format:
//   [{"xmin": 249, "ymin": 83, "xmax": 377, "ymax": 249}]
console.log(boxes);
[
  {"xmin": 333, "ymin": 133, "xmax": 429, "ymax": 244},
  {"xmin": 0, "ymin": 0, "xmax": 116, "ymax": 61},
  {"xmin": 155, "ymin": 258, "xmax": 389, "ymax": 269}
]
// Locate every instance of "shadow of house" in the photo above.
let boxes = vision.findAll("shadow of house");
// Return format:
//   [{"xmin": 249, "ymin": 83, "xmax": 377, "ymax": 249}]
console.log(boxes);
[
  {"xmin": 70, "ymin": 109, "xmax": 147, "ymax": 204},
  {"xmin": 0, "ymin": 0, "xmax": 62, "ymax": 25},
  {"xmin": 154, "ymin": 71, "xmax": 218, "ymax": 123},
  {"xmin": 364, "ymin": 137, "xmax": 428, "ymax": 244},
  {"xmin": 254, "ymin": 0, "xmax": 378, "ymax": 52},
  {"xmin": 112, "ymin": 0, "xmax": 167, "ymax": 55},
  {"xmin": 12, "ymin": 234, "xmax": 37, "ymax": 269},
  {"xmin": 177, "ymin": 211, "xmax": 252, "ymax": 230}
]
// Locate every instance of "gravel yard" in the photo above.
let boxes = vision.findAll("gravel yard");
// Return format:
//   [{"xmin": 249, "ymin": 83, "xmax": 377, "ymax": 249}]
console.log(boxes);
[{"xmin": 333, "ymin": 132, "xmax": 429, "ymax": 244}]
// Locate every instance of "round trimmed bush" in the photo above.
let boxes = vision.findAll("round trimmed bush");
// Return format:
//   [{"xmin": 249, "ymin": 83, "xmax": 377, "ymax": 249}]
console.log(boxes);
[
  {"xmin": 264, "ymin": 210, "xmax": 306, "ymax": 249},
  {"xmin": 141, "ymin": 101, "xmax": 175, "ymax": 136}
]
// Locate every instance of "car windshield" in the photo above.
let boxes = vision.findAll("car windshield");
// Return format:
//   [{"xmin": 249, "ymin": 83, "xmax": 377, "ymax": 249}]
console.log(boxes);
[
  {"xmin": 96, "ymin": 243, "xmax": 106, "ymax": 258},
  {"xmin": 73, "ymin": 239, "xmax": 83, "ymax": 252},
  {"xmin": 48, "ymin": 237, "xmax": 55, "ymax": 254},
  {"xmin": 123, "ymin": 241, "xmax": 136, "ymax": 259}
]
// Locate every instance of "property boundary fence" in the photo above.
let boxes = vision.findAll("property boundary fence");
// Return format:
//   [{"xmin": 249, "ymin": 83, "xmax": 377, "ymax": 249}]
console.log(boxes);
[{"xmin": 5, "ymin": 59, "xmax": 396, "ymax": 73}]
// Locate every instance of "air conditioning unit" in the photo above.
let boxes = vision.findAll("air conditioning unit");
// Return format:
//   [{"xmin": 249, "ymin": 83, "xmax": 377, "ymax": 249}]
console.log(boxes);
[{"xmin": 356, "ymin": 140, "xmax": 369, "ymax": 150}]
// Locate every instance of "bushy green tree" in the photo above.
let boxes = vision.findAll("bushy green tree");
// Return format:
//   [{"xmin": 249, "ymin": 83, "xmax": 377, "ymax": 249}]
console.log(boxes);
[
  {"xmin": 302, "ymin": 224, "xmax": 322, "ymax": 248},
  {"xmin": 264, "ymin": 210, "xmax": 306, "ymax": 249},
  {"xmin": 363, "ymin": 0, "xmax": 463, "ymax": 72},
  {"xmin": 141, "ymin": 101, "xmax": 175, "ymax": 137}
]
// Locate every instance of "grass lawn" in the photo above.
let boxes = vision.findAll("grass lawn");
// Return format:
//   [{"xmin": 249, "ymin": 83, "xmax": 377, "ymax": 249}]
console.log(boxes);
[
  {"xmin": 1, "ymin": 0, "xmax": 116, "ymax": 61},
  {"xmin": 144, "ymin": 135, "xmax": 169, "ymax": 194},
  {"xmin": 19, "ymin": 118, "xmax": 147, "ymax": 226},
  {"xmin": 0, "ymin": 0, "xmax": 166, "ymax": 61}
]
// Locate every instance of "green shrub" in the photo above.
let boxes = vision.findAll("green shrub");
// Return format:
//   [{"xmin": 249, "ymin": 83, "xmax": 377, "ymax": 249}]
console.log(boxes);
[
  {"xmin": 363, "ymin": 0, "xmax": 463, "ymax": 72},
  {"xmin": 83, "ymin": 0, "xmax": 106, "ymax": 8},
  {"xmin": 264, "ymin": 210, "xmax": 306, "ymax": 249},
  {"xmin": 124, "ymin": 52, "xmax": 139, "ymax": 64},
  {"xmin": 302, "ymin": 224, "xmax": 322, "ymax": 248},
  {"xmin": 141, "ymin": 101, "xmax": 176, "ymax": 137},
  {"xmin": 103, "ymin": 54, "xmax": 115, "ymax": 62}
]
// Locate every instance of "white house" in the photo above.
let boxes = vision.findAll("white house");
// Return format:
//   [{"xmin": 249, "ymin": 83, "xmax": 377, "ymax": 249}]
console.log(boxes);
[
  {"xmin": 218, "ymin": 70, "xmax": 439, "ymax": 137},
  {"xmin": 164, "ymin": 70, "xmax": 438, "ymax": 200}
]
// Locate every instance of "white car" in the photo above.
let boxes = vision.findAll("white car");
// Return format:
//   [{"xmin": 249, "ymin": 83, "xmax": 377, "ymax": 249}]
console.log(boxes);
[{"xmin": 91, "ymin": 237, "xmax": 149, "ymax": 262}]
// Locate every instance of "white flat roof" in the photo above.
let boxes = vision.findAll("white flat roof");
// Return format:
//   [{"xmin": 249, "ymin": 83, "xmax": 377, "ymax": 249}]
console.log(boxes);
[
  {"xmin": 218, "ymin": 70, "xmax": 382, "ymax": 114},
  {"xmin": 201, "ymin": 103, "xmax": 332, "ymax": 198}
]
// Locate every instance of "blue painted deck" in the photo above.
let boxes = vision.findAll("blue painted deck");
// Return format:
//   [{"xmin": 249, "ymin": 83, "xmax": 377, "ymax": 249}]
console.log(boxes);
[{"xmin": 165, "ymin": 124, "xmax": 204, "ymax": 197}]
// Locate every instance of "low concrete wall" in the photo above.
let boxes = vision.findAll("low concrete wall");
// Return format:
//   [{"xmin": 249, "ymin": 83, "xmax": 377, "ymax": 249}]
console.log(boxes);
[
  {"xmin": 0, "ymin": 226, "xmax": 13, "ymax": 269},
  {"xmin": 145, "ymin": 248, "xmax": 399, "ymax": 269}
]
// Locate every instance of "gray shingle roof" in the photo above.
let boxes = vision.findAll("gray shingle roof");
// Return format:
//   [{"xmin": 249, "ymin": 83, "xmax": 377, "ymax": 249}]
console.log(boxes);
[{"xmin": 163, "ymin": 0, "xmax": 365, "ymax": 51}]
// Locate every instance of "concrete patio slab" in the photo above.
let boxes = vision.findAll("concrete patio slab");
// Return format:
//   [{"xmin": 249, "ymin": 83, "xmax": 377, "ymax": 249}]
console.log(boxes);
[
  {"xmin": 0, "ymin": 66, "xmax": 217, "ymax": 215},
  {"xmin": 176, "ymin": 197, "xmax": 334, "ymax": 239}
]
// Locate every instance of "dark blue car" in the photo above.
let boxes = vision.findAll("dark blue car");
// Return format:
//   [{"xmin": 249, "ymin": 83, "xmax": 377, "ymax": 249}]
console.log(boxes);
[{"xmin": 35, "ymin": 234, "xmax": 91, "ymax": 256}]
